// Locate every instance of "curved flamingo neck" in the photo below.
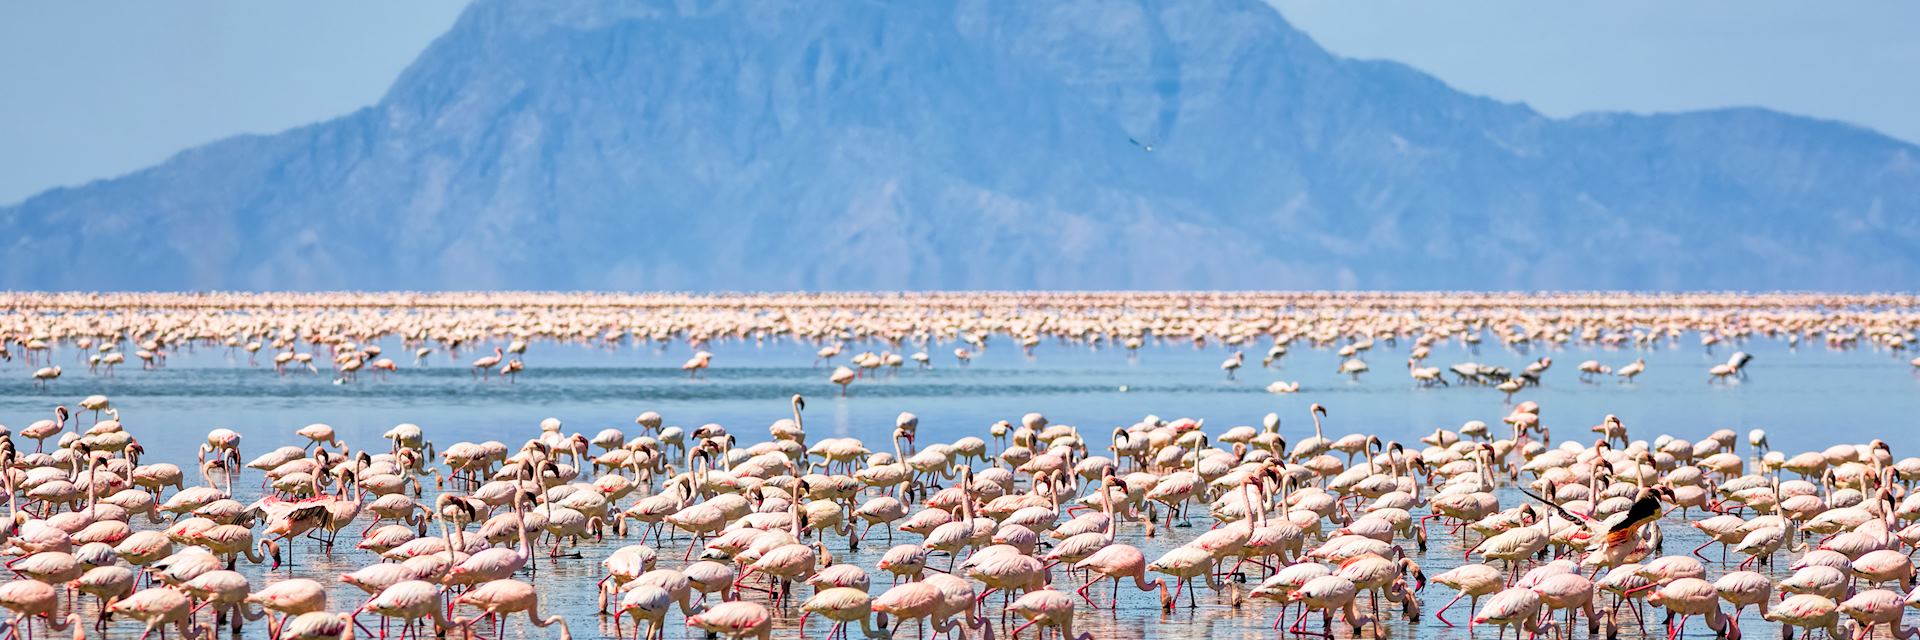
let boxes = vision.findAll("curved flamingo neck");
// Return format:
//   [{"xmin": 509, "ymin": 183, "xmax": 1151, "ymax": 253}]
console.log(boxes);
[
  {"xmin": 1131, "ymin": 564, "xmax": 1163, "ymax": 592},
  {"xmin": 788, "ymin": 490, "xmax": 802, "ymax": 538},
  {"xmin": 1100, "ymin": 479, "xmax": 1116, "ymax": 541},
  {"xmin": 436, "ymin": 498, "xmax": 459, "ymax": 564},
  {"xmin": 85, "ymin": 457, "xmax": 101, "ymax": 516},
  {"xmin": 1242, "ymin": 482, "xmax": 1261, "ymax": 529},
  {"xmin": 790, "ymin": 400, "xmax": 805, "ymax": 444},
  {"xmin": 513, "ymin": 490, "xmax": 534, "ymax": 563},
  {"xmin": 958, "ymin": 474, "xmax": 975, "ymax": 523}
]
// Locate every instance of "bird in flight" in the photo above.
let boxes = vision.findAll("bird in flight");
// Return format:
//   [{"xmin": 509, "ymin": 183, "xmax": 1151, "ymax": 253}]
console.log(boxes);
[
  {"xmin": 1520, "ymin": 483, "xmax": 1674, "ymax": 550},
  {"xmin": 1128, "ymin": 137, "xmax": 1155, "ymax": 152}
]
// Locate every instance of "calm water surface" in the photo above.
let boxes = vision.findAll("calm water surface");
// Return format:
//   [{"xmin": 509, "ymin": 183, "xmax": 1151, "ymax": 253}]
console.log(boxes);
[{"xmin": 2, "ymin": 336, "xmax": 1915, "ymax": 639}]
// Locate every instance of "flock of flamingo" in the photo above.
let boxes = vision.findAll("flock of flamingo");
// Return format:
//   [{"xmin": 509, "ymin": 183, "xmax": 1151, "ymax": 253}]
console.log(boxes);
[
  {"xmin": 5, "ymin": 292, "xmax": 1919, "ymax": 395},
  {"xmin": 0, "ymin": 291, "xmax": 1915, "ymax": 640},
  {"xmin": 3, "ymin": 390, "xmax": 1919, "ymax": 640}
]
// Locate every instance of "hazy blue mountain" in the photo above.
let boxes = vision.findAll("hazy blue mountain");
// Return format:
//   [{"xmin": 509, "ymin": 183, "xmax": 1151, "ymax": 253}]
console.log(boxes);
[{"xmin": 5, "ymin": 0, "xmax": 1917, "ymax": 290}]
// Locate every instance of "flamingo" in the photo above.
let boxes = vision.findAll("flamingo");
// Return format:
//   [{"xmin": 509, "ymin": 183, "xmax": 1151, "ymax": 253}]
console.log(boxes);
[
  {"xmin": 245, "ymin": 578, "xmax": 329, "ymax": 638},
  {"xmin": 799, "ymin": 587, "xmax": 882, "ymax": 640},
  {"xmin": 1472, "ymin": 587, "xmax": 1543, "ymax": 640},
  {"xmin": 471, "ymin": 347, "xmax": 504, "ymax": 379},
  {"xmin": 352, "ymin": 580, "xmax": 466, "ymax": 638},
  {"xmin": 1289, "ymin": 574, "xmax": 1366, "ymax": 636},
  {"xmin": 446, "ymin": 487, "xmax": 536, "ymax": 585},
  {"xmin": 1008, "ymin": 587, "xmax": 1094, "ymax": 640},
  {"xmin": 1766, "ymin": 594, "xmax": 1841, "ymax": 640},
  {"xmin": 682, "ymin": 351, "xmax": 712, "ymax": 378},
  {"xmin": 1648, "ymin": 578, "xmax": 1736, "ymax": 640},
  {"xmin": 106, "ymin": 586, "xmax": 194, "ymax": 640},
  {"xmin": 1221, "ymin": 351, "xmax": 1244, "ymax": 380},
  {"xmin": 1839, "ymin": 589, "xmax": 1913, "ymax": 640},
  {"xmin": 1532, "ymin": 572, "xmax": 1600, "ymax": 638},
  {"xmin": 1149, "ymin": 546, "xmax": 1225, "ymax": 610},
  {"xmin": 830, "ymin": 366, "xmax": 856, "ymax": 396},
  {"xmin": 277, "ymin": 612, "xmax": 355, "ymax": 640},
  {"xmin": 685, "ymin": 601, "xmax": 771, "ymax": 640},
  {"xmin": 73, "ymin": 565, "xmax": 137, "ymax": 631},
  {"xmin": 452, "ymin": 579, "xmax": 570, "ymax": 640},
  {"xmin": 22, "ymin": 406, "xmax": 69, "ymax": 452},
  {"xmin": 1431, "ymin": 563, "xmax": 1503, "ymax": 628},
  {"xmin": 1616, "ymin": 358, "xmax": 1646, "ymax": 382}
]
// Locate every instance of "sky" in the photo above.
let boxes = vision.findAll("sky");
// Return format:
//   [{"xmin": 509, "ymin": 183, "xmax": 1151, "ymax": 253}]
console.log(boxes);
[
  {"xmin": 2, "ymin": 1, "xmax": 1917, "ymax": 206},
  {"xmin": 0, "ymin": 1, "xmax": 469, "ymax": 205},
  {"xmin": 1268, "ymin": 1, "xmax": 1920, "ymax": 139}
]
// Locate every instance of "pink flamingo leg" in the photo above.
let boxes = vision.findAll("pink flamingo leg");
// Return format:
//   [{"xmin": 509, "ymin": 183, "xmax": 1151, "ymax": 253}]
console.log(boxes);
[
  {"xmin": 1073, "ymin": 575, "xmax": 1104, "ymax": 608},
  {"xmin": 1667, "ymin": 614, "xmax": 1689, "ymax": 640},
  {"xmin": 1434, "ymin": 591, "xmax": 1468, "ymax": 626}
]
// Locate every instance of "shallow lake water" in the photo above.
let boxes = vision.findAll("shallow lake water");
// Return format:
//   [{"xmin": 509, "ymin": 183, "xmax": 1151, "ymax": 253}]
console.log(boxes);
[{"xmin": 2, "ymin": 334, "xmax": 1916, "ymax": 639}]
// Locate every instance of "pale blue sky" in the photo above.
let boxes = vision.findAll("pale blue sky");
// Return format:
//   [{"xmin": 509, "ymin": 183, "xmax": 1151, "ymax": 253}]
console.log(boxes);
[
  {"xmin": 0, "ymin": 1, "xmax": 469, "ymax": 205},
  {"xmin": 2, "ymin": 1, "xmax": 1916, "ymax": 205}
]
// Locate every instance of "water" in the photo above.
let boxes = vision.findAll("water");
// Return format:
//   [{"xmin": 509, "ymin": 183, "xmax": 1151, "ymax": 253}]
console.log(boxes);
[{"xmin": 2, "ymin": 334, "xmax": 1915, "ymax": 639}]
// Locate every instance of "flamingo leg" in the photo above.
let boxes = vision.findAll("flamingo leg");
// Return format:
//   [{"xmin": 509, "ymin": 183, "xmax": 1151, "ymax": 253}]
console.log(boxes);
[
  {"xmin": 1073, "ymin": 575, "xmax": 1104, "ymax": 608},
  {"xmin": 1666, "ymin": 614, "xmax": 1688, "ymax": 640},
  {"xmin": 1470, "ymin": 596, "xmax": 1481, "ymax": 633},
  {"xmin": 1434, "ymin": 591, "xmax": 1468, "ymax": 626},
  {"xmin": 1287, "ymin": 606, "xmax": 1314, "ymax": 635}
]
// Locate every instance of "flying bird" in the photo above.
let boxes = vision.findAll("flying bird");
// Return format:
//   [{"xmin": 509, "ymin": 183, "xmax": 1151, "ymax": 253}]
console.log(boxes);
[{"xmin": 1518, "ymin": 484, "xmax": 1673, "ymax": 552}]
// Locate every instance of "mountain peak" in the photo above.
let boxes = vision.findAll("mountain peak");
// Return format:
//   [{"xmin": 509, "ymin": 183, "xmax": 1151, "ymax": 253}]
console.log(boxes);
[{"xmin": 4, "ymin": 0, "xmax": 1915, "ymax": 290}]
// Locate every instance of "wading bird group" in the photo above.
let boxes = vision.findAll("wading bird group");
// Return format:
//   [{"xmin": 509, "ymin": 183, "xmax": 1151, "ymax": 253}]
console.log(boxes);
[
  {"xmin": 0, "ymin": 382, "xmax": 1914, "ymax": 640},
  {"xmin": 3, "ymin": 292, "xmax": 1918, "ymax": 393}
]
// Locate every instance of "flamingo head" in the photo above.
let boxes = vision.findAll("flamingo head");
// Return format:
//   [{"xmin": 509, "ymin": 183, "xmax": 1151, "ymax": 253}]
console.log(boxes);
[{"xmin": 1400, "ymin": 559, "xmax": 1427, "ymax": 591}]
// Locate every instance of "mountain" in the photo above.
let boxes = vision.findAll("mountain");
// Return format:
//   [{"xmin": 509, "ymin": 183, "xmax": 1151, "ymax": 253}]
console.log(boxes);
[{"xmin": 4, "ymin": 0, "xmax": 1917, "ymax": 291}]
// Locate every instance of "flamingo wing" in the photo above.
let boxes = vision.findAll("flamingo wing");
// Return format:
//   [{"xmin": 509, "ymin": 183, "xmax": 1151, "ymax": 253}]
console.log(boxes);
[
  {"xmin": 1516, "ymin": 486, "xmax": 1595, "ymax": 524},
  {"xmin": 289, "ymin": 503, "xmax": 333, "ymax": 525}
]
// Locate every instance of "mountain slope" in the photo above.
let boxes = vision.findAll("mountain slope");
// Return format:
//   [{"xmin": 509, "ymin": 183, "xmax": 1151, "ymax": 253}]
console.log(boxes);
[{"xmin": 4, "ymin": 0, "xmax": 1916, "ymax": 290}]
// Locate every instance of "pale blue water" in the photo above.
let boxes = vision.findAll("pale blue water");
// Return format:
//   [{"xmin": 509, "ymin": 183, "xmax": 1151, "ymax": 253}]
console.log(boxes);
[
  {"xmin": 7, "ymin": 335, "xmax": 1916, "ymax": 462},
  {"xmin": 1, "ymin": 334, "xmax": 1913, "ymax": 639}
]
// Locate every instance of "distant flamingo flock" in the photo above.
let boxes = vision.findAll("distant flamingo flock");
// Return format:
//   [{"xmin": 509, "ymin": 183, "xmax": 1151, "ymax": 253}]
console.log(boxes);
[{"xmin": 5, "ymin": 291, "xmax": 1920, "ymax": 393}]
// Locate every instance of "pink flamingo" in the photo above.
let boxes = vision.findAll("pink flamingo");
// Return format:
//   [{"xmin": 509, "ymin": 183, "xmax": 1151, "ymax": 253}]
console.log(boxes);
[
  {"xmin": 799, "ymin": 587, "xmax": 882, "ymax": 640},
  {"xmin": 245, "ymin": 578, "xmax": 329, "ymax": 638},
  {"xmin": 351, "ymin": 580, "xmax": 466, "ymax": 639},
  {"xmin": 1431, "ymin": 563, "xmax": 1503, "ymax": 628},
  {"xmin": 452, "ymin": 579, "xmax": 570, "ymax": 640},
  {"xmin": 1647, "ymin": 578, "xmax": 1736, "ymax": 640},
  {"xmin": 1009, "ymin": 586, "xmax": 1094, "ymax": 640},
  {"xmin": 470, "ymin": 347, "xmax": 503, "ymax": 379},
  {"xmin": 105, "ymin": 586, "xmax": 194, "ymax": 640},
  {"xmin": 1839, "ymin": 589, "xmax": 1912, "ymax": 640},
  {"xmin": 685, "ymin": 601, "xmax": 770, "ymax": 640}
]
